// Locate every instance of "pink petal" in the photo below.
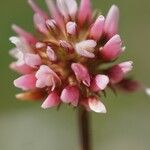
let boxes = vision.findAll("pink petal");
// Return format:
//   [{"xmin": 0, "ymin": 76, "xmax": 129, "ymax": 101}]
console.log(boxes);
[
  {"xmin": 33, "ymin": 13, "xmax": 48, "ymax": 34},
  {"xmin": 76, "ymin": 48, "xmax": 95, "ymax": 58},
  {"xmin": 45, "ymin": 0, "xmax": 64, "ymax": 28},
  {"xmin": 66, "ymin": 22, "xmax": 77, "ymax": 35},
  {"xmin": 75, "ymin": 40, "xmax": 97, "ymax": 58},
  {"xmin": 9, "ymin": 36, "xmax": 32, "ymax": 54},
  {"xmin": 91, "ymin": 75, "xmax": 109, "ymax": 92},
  {"xmin": 65, "ymin": 0, "xmax": 77, "ymax": 19},
  {"xmin": 108, "ymin": 61, "xmax": 133, "ymax": 84},
  {"xmin": 10, "ymin": 62, "xmax": 33, "ymax": 74},
  {"xmin": 89, "ymin": 15, "xmax": 105, "ymax": 41},
  {"xmin": 71, "ymin": 63, "xmax": 91, "ymax": 86},
  {"xmin": 14, "ymin": 74, "xmax": 36, "ymax": 90},
  {"xmin": 12, "ymin": 24, "xmax": 37, "ymax": 45},
  {"xmin": 78, "ymin": 0, "xmax": 92, "ymax": 26},
  {"xmin": 118, "ymin": 61, "xmax": 133, "ymax": 73},
  {"xmin": 35, "ymin": 65, "xmax": 61, "ymax": 89},
  {"xmin": 88, "ymin": 97, "xmax": 107, "ymax": 113},
  {"xmin": 46, "ymin": 19, "xmax": 57, "ymax": 30},
  {"xmin": 36, "ymin": 78, "xmax": 46, "ymax": 88},
  {"xmin": 59, "ymin": 40, "xmax": 74, "ymax": 53},
  {"xmin": 35, "ymin": 42, "xmax": 46, "ymax": 49},
  {"xmin": 28, "ymin": 0, "xmax": 48, "ymax": 19},
  {"xmin": 76, "ymin": 40, "xmax": 97, "ymax": 51},
  {"xmin": 25, "ymin": 53, "xmax": 41, "ymax": 68},
  {"xmin": 46, "ymin": 46, "xmax": 57, "ymax": 61},
  {"xmin": 118, "ymin": 79, "xmax": 141, "ymax": 92},
  {"xmin": 56, "ymin": 0, "xmax": 68, "ymax": 19},
  {"xmin": 36, "ymin": 76, "xmax": 57, "ymax": 90},
  {"xmin": 99, "ymin": 34, "xmax": 124, "ymax": 61},
  {"xmin": 104, "ymin": 5, "xmax": 119, "ymax": 38},
  {"xmin": 36, "ymin": 65, "xmax": 51, "ymax": 79},
  {"xmin": 56, "ymin": 0, "xmax": 77, "ymax": 19},
  {"xmin": 41, "ymin": 91, "xmax": 60, "ymax": 109},
  {"xmin": 61, "ymin": 86, "xmax": 80, "ymax": 106},
  {"xmin": 9, "ymin": 47, "xmax": 25, "ymax": 66}
]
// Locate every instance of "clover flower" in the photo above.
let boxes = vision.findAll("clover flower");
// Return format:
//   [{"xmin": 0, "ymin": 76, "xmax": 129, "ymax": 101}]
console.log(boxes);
[{"xmin": 9, "ymin": 0, "xmax": 140, "ymax": 113}]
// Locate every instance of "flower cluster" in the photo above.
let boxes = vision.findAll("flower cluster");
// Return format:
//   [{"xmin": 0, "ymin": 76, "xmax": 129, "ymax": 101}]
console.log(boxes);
[{"xmin": 9, "ymin": 0, "xmax": 140, "ymax": 113}]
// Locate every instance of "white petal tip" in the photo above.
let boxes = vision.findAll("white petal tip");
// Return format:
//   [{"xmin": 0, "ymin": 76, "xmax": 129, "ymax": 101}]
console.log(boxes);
[
  {"xmin": 111, "ymin": 4, "xmax": 119, "ymax": 9},
  {"xmin": 28, "ymin": 0, "xmax": 35, "ymax": 6},
  {"xmin": 9, "ymin": 36, "xmax": 19, "ymax": 44},
  {"xmin": 89, "ymin": 99, "xmax": 107, "ymax": 113},
  {"xmin": 129, "ymin": 61, "xmax": 133, "ymax": 64},
  {"xmin": 98, "ymin": 15, "xmax": 105, "ymax": 20},
  {"xmin": 11, "ymin": 24, "xmax": 18, "ymax": 30},
  {"xmin": 41, "ymin": 104, "xmax": 48, "ymax": 109},
  {"xmin": 122, "ymin": 46, "xmax": 126, "ymax": 52},
  {"xmin": 145, "ymin": 88, "xmax": 150, "ymax": 96}
]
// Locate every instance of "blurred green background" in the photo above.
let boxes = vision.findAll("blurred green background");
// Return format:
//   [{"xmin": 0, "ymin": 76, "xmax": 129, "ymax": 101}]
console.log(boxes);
[{"xmin": 0, "ymin": 0, "xmax": 150, "ymax": 150}]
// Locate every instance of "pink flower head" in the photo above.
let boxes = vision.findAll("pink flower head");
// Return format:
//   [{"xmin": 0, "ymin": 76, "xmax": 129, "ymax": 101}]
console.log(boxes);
[{"xmin": 10, "ymin": 0, "xmax": 139, "ymax": 113}]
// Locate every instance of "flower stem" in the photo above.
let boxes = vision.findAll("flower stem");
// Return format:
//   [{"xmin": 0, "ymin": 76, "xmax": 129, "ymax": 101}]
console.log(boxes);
[{"xmin": 78, "ymin": 107, "xmax": 91, "ymax": 150}]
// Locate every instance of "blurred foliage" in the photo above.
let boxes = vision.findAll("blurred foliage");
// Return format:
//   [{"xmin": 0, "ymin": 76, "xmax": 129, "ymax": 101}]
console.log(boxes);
[{"xmin": 0, "ymin": 0, "xmax": 150, "ymax": 150}]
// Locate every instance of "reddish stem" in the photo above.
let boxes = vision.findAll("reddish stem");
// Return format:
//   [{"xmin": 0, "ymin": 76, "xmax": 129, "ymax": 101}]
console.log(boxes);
[{"xmin": 78, "ymin": 107, "xmax": 91, "ymax": 150}]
